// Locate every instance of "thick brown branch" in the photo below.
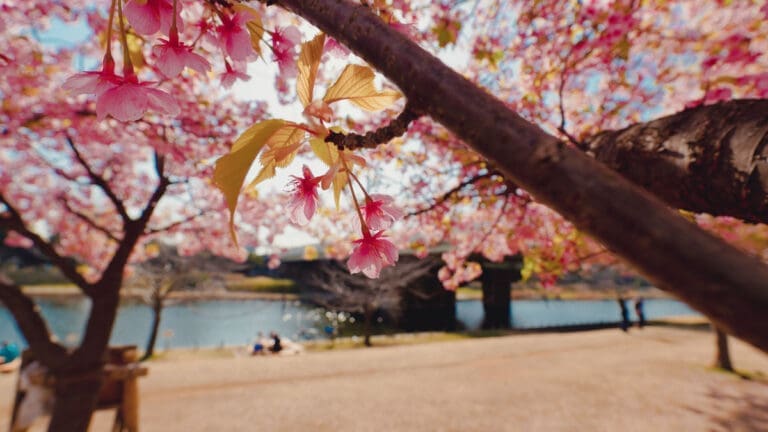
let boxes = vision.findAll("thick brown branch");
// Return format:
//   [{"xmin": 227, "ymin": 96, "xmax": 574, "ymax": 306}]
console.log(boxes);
[
  {"xmin": 275, "ymin": 0, "xmax": 768, "ymax": 353},
  {"xmin": 0, "ymin": 194, "xmax": 95, "ymax": 295},
  {"xmin": 325, "ymin": 103, "xmax": 421, "ymax": 150},
  {"xmin": 582, "ymin": 99, "xmax": 768, "ymax": 225},
  {"xmin": 0, "ymin": 276, "xmax": 68, "ymax": 369},
  {"xmin": 64, "ymin": 134, "xmax": 131, "ymax": 223}
]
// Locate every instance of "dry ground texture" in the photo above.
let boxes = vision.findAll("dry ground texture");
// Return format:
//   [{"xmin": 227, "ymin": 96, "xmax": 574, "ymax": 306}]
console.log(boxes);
[{"xmin": 2, "ymin": 327, "xmax": 767, "ymax": 431}]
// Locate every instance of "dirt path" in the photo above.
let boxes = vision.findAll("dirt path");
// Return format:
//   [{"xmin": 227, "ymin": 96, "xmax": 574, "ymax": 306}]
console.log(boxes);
[{"xmin": 2, "ymin": 327, "xmax": 767, "ymax": 431}]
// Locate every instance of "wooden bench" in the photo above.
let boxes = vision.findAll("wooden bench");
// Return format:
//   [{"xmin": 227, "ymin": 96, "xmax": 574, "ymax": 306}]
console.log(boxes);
[{"xmin": 9, "ymin": 345, "xmax": 148, "ymax": 432}]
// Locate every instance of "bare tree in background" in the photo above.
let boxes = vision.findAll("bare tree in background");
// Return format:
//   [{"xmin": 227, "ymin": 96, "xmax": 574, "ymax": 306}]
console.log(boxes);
[
  {"xmin": 304, "ymin": 257, "xmax": 437, "ymax": 346},
  {"xmin": 713, "ymin": 326, "xmax": 734, "ymax": 372},
  {"xmin": 127, "ymin": 245, "xmax": 243, "ymax": 360}
]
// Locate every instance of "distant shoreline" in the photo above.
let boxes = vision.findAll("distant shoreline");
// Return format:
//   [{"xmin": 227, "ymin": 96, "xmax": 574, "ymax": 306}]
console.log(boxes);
[
  {"xmin": 20, "ymin": 284, "xmax": 671, "ymax": 302},
  {"xmin": 20, "ymin": 285, "xmax": 300, "ymax": 301}
]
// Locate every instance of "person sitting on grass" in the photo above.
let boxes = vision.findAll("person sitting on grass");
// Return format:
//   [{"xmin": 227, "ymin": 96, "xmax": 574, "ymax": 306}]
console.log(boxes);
[
  {"xmin": 269, "ymin": 332, "xmax": 282, "ymax": 354},
  {"xmin": 0, "ymin": 341, "xmax": 20, "ymax": 364},
  {"xmin": 252, "ymin": 332, "xmax": 265, "ymax": 356}
]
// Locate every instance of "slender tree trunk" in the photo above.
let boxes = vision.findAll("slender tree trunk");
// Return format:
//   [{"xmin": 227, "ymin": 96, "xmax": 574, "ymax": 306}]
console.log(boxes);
[
  {"xmin": 142, "ymin": 297, "xmax": 163, "ymax": 361},
  {"xmin": 363, "ymin": 306, "xmax": 372, "ymax": 347},
  {"xmin": 714, "ymin": 326, "xmax": 734, "ymax": 372},
  {"xmin": 46, "ymin": 370, "xmax": 104, "ymax": 432}
]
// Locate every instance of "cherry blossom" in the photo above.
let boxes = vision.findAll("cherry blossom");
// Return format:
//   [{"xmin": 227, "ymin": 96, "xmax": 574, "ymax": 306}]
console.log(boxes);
[
  {"xmin": 361, "ymin": 194, "xmax": 403, "ymax": 231},
  {"xmin": 153, "ymin": 37, "xmax": 210, "ymax": 78},
  {"xmin": 62, "ymin": 57, "xmax": 120, "ymax": 96},
  {"xmin": 95, "ymin": 77, "xmax": 180, "ymax": 121},
  {"xmin": 220, "ymin": 62, "xmax": 250, "ymax": 88},
  {"xmin": 347, "ymin": 230, "xmax": 399, "ymax": 278},
  {"xmin": 286, "ymin": 165, "xmax": 322, "ymax": 226},
  {"xmin": 216, "ymin": 12, "xmax": 255, "ymax": 62},
  {"xmin": 124, "ymin": 0, "xmax": 180, "ymax": 36},
  {"xmin": 271, "ymin": 26, "xmax": 301, "ymax": 77}
]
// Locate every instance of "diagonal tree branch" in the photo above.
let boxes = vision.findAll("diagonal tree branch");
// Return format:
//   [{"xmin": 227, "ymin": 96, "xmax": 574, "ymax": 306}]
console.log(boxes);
[
  {"xmin": 145, "ymin": 210, "xmax": 207, "ymax": 235},
  {"xmin": 0, "ymin": 276, "xmax": 68, "ymax": 369},
  {"xmin": 407, "ymin": 171, "xmax": 508, "ymax": 217},
  {"xmin": 270, "ymin": 0, "xmax": 768, "ymax": 353},
  {"xmin": 0, "ymin": 194, "xmax": 95, "ymax": 295},
  {"xmin": 325, "ymin": 103, "xmax": 422, "ymax": 150},
  {"xmin": 64, "ymin": 134, "xmax": 131, "ymax": 224},
  {"xmin": 59, "ymin": 197, "xmax": 120, "ymax": 242}
]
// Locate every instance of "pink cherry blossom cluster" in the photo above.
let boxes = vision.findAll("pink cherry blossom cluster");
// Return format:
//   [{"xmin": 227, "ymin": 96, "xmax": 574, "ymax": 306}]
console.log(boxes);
[
  {"xmin": 61, "ymin": 0, "xmax": 302, "ymax": 120},
  {"xmin": 286, "ymin": 165, "xmax": 403, "ymax": 278}
]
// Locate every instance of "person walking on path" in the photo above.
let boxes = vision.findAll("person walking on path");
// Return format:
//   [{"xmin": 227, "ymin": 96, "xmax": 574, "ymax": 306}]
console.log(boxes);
[
  {"xmin": 617, "ymin": 297, "xmax": 630, "ymax": 332},
  {"xmin": 634, "ymin": 297, "xmax": 646, "ymax": 328}
]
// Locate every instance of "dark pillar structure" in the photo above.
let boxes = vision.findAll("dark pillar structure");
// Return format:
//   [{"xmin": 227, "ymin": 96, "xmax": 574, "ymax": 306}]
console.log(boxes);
[
  {"xmin": 481, "ymin": 265, "xmax": 512, "ymax": 329},
  {"xmin": 401, "ymin": 270, "xmax": 457, "ymax": 331},
  {"xmin": 480, "ymin": 257, "xmax": 522, "ymax": 329}
]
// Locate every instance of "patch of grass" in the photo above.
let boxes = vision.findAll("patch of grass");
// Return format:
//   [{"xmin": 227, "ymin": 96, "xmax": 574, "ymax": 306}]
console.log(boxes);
[
  {"xmin": 707, "ymin": 366, "xmax": 768, "ymax": 382},
  {"xmin": 148, "ymin": 347, "xmax": 238, "ymax": 362},
  {"xmin": 301, "ymin": 330, "xmax": 511, "ymax": 352},
  {"xmin": 456, "ymin": 286, "xmax": 482, "ymax": 300},
  {"xmin": 226, "ymin": 276, "xmax": 298, "ymax": 294},
  {"xmin": 5, "ymin": 266, "xmax": 69, "ymax": 285}
]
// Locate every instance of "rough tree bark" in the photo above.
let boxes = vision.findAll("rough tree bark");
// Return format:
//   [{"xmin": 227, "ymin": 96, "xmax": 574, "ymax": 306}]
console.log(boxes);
[
  {"xmin": 582, "ymin": 99, "xmax": 768, "ymax": 224},
  {"xmin": 271, "ymin": 0, "xmax": 768, "ymax": 353}
]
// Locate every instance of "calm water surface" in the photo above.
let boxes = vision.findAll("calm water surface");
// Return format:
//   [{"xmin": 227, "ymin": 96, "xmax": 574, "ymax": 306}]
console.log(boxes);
[{"xmin": 0, "ymin": 297, "xmax": 699, "ymax": 349}]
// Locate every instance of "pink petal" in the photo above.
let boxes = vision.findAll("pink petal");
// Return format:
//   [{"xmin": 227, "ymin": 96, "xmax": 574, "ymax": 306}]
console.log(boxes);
[
  {"xmin": 154, "ymin": 44, "xmax": 187, "ymax": 77},
  {"xmin": 124, "ymin": 0, "xmax": 161, "ymax": 35},
  {"xmin": 97, "ymin": 84, "xmax": 148, "ymax": 122},
  {"xmin": 144, "ymin": 87, "xmax": 181, "ymax": 117}
]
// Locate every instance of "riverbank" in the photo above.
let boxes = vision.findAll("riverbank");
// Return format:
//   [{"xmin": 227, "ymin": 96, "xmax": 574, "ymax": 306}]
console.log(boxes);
[
  {"xmin": 20, "ymin": 284, "xmax": 301, "ymax": 301},
  {"xmin": 21, "ymin": 282, "xmax": 670, "ymax": 302},
  {"xmin": 2, "ymin": 326, "xmax": 765, "ymax": 431}
]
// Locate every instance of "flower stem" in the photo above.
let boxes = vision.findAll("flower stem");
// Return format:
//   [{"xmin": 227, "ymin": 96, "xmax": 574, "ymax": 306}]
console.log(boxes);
[
  {"xmin": 341, "ymin": 154, "xmax": 370, "ymax": 237},
  {"xmin": 116, "ymin": 0, "xmax": 135, "ymax": 78},
  {"xmin": 169, "ymin": 0, "xmax": 179, "ymax": 45},
  {"xmin": 104, "ymin": 0, "xmax": 118, "ymax": 62}
]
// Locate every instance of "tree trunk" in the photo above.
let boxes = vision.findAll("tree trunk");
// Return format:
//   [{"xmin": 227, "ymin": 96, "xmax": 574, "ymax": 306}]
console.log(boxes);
[
  {"xmin": 714, "ymin": 326, "xmax": 734, "ymax": 372},
  {"xmin": 363, "ymin": 306, "xmax": 372, "ymax": 347},
  {"xmin": 142, "ymin": 299, "xmax": 163, "ymax": 361},
  {"xmin": 46, "ymin": 370, "xmax": 104, "ymax": 432},
  {"xmin": 277, "ymin": 0, "xmax": 768, "ymax": 353}
]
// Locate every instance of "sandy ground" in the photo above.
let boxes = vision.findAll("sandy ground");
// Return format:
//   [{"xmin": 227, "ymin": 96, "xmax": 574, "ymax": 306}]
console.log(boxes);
[{"xmin": 2, "ymin": 326, "xmax": 767, "ymax": 431}]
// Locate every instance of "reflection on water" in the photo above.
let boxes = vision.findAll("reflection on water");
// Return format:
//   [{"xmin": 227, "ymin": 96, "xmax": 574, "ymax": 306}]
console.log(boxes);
[
  {"xmin": 455, "ymin": 298, "xmax": 699, "ymax": 330},
  {"xmin": 0, "ymin": 297, "xmax": 699, "ymax": 349}
]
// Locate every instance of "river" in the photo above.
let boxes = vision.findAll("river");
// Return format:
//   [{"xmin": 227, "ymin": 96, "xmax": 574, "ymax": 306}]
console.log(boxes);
[{"xmin": 0, "ymin": 297, "xmax": 699, "ymax": 349}]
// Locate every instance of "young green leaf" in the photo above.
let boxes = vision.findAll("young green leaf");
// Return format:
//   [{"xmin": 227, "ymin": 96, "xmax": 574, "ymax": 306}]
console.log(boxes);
[
  {"xmin": 213, "ymin": 119, "xmax": 287, "ymax": 244},
  {"xmin": 323, "ymin": 64, "xmax": 402, "ymax": 111}
]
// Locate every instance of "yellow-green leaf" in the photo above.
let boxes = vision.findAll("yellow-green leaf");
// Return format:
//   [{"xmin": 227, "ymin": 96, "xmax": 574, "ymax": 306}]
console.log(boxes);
[
  {"xmin": 213, "ymin": 119, "xmax": 286, "ymax": 244},
  {"xmin": 296, "ymin": 33, "xmax": 326, "ymax": 108},
  {"xmin": 261, "ymin": 125, "xmax": 306, "ymax": 167},
  {"xmin": 247, "ymin": 161, "xmax": 277, "ymax": 189},
  {"xmin": 310, "ymin": 136, "xmax": 337, "ymax": 166},
  {"xmin": 323, "ymin": 64, "xmax": 402, "ymax": 111},
  {"xmin": 331, "ymin": 170, "xmax": 347, "ymax": 210}
]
